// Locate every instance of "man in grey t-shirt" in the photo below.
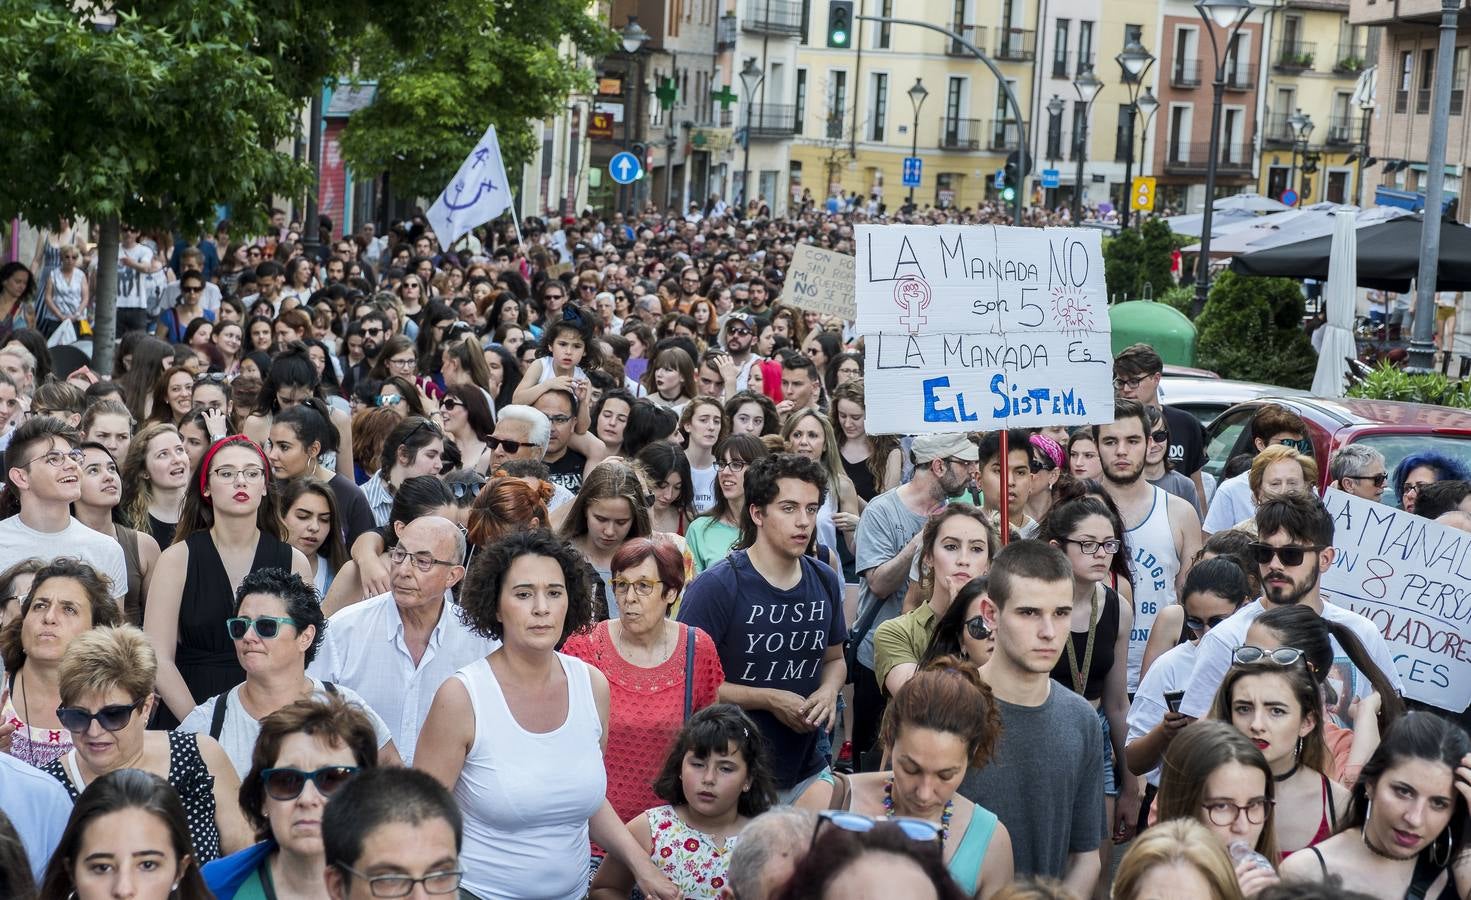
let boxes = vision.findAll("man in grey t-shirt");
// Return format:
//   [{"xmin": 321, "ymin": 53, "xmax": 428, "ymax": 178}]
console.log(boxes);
[
  {"xmin": 960, "ymin": 540, "xmax": 1103, "ymax": 894},
  {"xmin": 850, "ymin": 432, "xmax": 978, "ymax": 768}
]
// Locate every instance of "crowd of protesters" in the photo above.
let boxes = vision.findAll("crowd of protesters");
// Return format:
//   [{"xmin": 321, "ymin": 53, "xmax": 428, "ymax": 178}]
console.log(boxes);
[{"xmin": 0, "ymin": 201, "xmax": 1468, "ymax": 900}]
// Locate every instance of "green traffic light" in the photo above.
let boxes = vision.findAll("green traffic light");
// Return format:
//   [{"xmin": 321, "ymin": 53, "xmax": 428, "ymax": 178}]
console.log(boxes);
[
  {"xmin": 832, "ymin": 28, "xmax": 847, "ymax": 43},
  {"xmin": 1001, "ymin": 187, "xmax": 1016, "ymax": 201}
]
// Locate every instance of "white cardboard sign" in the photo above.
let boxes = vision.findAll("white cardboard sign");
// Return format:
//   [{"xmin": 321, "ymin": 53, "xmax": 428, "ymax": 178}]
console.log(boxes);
[{"xmin": 785, "ymin": 244, "xmax": 857, "ymax": 320}]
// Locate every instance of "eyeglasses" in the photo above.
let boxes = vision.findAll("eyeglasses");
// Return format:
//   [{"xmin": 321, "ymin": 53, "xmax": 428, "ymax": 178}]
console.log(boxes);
[
  {"xmin": 1343, "ymin": 472, "xmax": 1389, "ymax": 488},
  {"xmin": 545, "ymin": 414, "xmax": 573, "ymax": 426},
  {"xmin": 487, "ymin": 436, "xmax": 527, "ymax": 455},
  {"xmin": 260, "ymin": 765, "xmax": 360, "ymax": 801},
  {"xmin": 1273, "ymin": 437, "xmax": 1313, "ymax": 454},
  {"xmin": 1150, "ymin": 429, "xmax": 1170, "ymax": 444},
  {"xmin": 56, "ymin": 698, "xmax": 145, "ymax": 733},
  {"xmin": 1201, "ymin": 798, "xmax": 1274, "ymax": 827},
  {"xmin": 812, "ymin": 811, "xmax": 941, "ymax": 850},
  {"xmin": 611, "ymin": 577, "xmax": 663, "ymax": 598},
  {"xmin": 387, "ymin": 356, "xmax": 417, "ymax": 370},
  {"xmin": 1064, "ymin": 537, "xmax": 1121, "ymax": 556},
  {"xmin": 713, "ymin": 459, "xmax": 749, "ymax": 473},
  {"xmin": 965, "ymin": 615, "xmax": 991, "ymax": 641},
  {"xmin": 1232, "ymin": 645, "xmax": 1308, "ymax": 668},
  {"xmin": 1403, "ymin": 481, "xmax": 1436, "ymax": 496},
  {"xmin": 226, "ymin": 615, "xmax": 297, "ymax": 640},
  {"xmin": 543, "ymin": 293, "xmax": 565, "ymax": 301},
  {"xmin": 334, "ymin": 865, "xmax": 464, "ymax": 898},
  {"xmin": 1245, "ymin": 542, "xmax": 1323, "ymax": 568},
  {"xmin": 21, "ymin": 449, "xmax": 85, "ymax": 469},
  {"xmin": 1112, "ymin": 374, "xmax": 1153, "ymax": 391},
  {"xmin": 1185, "ymin": 614, "xmax": 1231, "ymax": 636},
  {"xmin": 389, "ymin": 546, "xmax": 458, "ymax": 572},
  {"xmin": 211, "ymin": 466, "xmax": 266, "ymax": 483}
]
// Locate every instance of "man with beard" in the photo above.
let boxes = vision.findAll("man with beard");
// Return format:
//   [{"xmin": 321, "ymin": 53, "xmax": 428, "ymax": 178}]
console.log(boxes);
[
  {"xmin": 342, "ymin": 310, "xmax": 391, "ymax": 395},
  {"xmin": 1179, "ymin": 491, "xmax": 1402, "ymax": 719},
  {"xmin": 848, "ymin": 433, "xmax": 980, "ymax": 769},
  {"xmin": 719, "ymin": 314, "xmax": 760, "ymax": 391},
  {"xmin": 1096, "ymin": 399, "xmax": 1201, "ymax": 692}
]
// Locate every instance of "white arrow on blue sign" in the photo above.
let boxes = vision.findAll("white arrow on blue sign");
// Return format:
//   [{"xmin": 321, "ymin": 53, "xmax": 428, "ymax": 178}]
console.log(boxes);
[
  {"xmin": 1041, "ymin": 169, "xmax": 1060, "ymax": 189},
  {"xmin": 902, "ymin": 157, "xmax": 923, "ymax": 187},
  {"xmin": 609, "ymin": 151, "xmax": 642, "ymax": 185},
  {"xmin": 994, "ymin": 169, "xmax": 1005, "ymax": 189}
]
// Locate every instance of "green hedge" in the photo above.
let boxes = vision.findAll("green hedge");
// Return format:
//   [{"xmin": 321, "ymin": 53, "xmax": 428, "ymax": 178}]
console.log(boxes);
[{"xmin": 1195, "ymin": 271, "xmax": 1316, "ymax": 389}]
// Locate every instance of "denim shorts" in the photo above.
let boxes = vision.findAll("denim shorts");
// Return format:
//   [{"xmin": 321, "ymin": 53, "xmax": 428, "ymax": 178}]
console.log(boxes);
[{"xmin": 1099, "ymin": 706, "xmax": 1120, "ymax": 798}]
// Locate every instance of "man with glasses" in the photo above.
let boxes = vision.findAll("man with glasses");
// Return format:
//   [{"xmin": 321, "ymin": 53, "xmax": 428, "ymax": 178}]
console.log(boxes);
[
  {"xmin": 538, "ymin": 281, "xmax": 569, "ymax": 330},
  {"xmin": 533, "ymin": 388, "xmax": 592, "ymax": 496},
  {"xmin": 116, "ymin": 223, "xmax": 159, "ymax": 335},
  {"xmin": 311, "ymin": 516, "xmax": 495, "ymax": 764},
  {"xmin": 1113, "ymin": 344, "xmax": 1210, "ymax": 510},
  {"xmin": 158, "ymin": 248, "xmax": 222, "ymax": 317},
  {"xmin": 322, "ymin": 764, "xmax": 467, "ymax": 900},
  {"xmin": 848, "ymin": 433, "xmax": 980, "ymax": 770},
  {"xmin": 1179, "ymin": 491, "xmax": 1402, "ymax": 720},
  {"xmin": 343, "ymin": 311, "xmax": 392, "ymax": 395},
  {"xmin": 1329, "ymin": 444, "xmax": 1389, "ymax": 504},
  {"xmin": 0, "ymin": 417, "xmax": 127, "ymax": 600},
  {"xmin": 720, "ymin": 315, "xmax": 760, "ymax": 391},
  {"xmin": 1203, "ymin": 405, "xmax": 1313, "ymax": 534}
]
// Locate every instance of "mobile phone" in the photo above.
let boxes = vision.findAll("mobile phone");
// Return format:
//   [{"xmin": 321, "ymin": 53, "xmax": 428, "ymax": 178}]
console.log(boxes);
[{"xmin": 1164, "ymin": 690, "xmax": 1185, "ymax": 714}]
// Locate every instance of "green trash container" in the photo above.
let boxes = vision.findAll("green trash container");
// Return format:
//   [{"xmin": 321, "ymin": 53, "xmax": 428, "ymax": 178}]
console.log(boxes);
[{"xmin": 1108, "ymin": 299, "xmax": 1198, "ymax": 367}]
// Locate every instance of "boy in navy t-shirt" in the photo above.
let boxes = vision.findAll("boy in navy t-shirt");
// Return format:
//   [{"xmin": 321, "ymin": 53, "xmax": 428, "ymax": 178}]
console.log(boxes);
[{"xmin": 678, "ymin": 453, "xmax": 847, "ymax": 804}]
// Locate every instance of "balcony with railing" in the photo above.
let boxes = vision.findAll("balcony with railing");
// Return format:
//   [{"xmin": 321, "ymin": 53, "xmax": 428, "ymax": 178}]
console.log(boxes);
[
  {"xmin": 939, "ymin": 117, "xmax": 983, "ymax": 151},
  {"xmin": 716, "ymin": 14, "xmax": 738, "ymax": 49},
  {"xmin": 1326, "ymin": 115, "xmax": 1360, "ymax": 145},
  {"xmin": 1334, "ymin": 44, "xmax": 1370, "ymax": 75},
  {"xmin": 988, "ymin": 119, "xmax": 1022, "ymax": 151},
  {"xmin": 1222, "ymin": 62, "xmax": 1257, "ymax": 91},
  {"xmin": 1171, "ymin": 58, "xmax": 1201, "ymax": 88},
  {"xmin": 1273, "ymin": 40, "xmax": 1317, "ymax": 71},
  {"xmin": 1050, "ymin": 51, "xmax": 1096, "ymax": 79},
  {"xmin": 946, "ymin": 24, "xmax": 988, "ymax": 56},
  {"xmin": 995, "ymin": 28, "xmax": 1035, "ymax": 61},
  {"xmin": 1262, "ymin": 111, "xmax": 1295, "ymax": 147},
  {"xmin": 741, "ymin": 0, "xmax": 804, "ymax": 36},
  {"xmin": 746, "ymin": 104, "xmax": 800, "ymax": 137},
  {"xmin": 1164, "ymin": 141, "xmax": 1253, "ymax": 175}
]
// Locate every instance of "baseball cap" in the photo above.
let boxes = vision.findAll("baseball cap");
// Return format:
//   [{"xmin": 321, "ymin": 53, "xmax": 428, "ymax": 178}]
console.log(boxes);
[
  {"xmin": 725, "ymin": 314, "xmax": 759, "ymax": 334},
  {"xmin": 911, "ymin": 433, "xmax": 980, "ymax": 463}
]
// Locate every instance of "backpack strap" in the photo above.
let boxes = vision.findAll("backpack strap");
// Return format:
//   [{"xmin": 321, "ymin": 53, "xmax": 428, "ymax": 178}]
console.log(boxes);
[{"xmin": 209, "ymin": 692, "xmax": 229, "ymax": 741}]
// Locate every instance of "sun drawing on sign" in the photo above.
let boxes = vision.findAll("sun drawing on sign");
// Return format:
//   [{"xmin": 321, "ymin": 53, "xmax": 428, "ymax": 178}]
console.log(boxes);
[{"xmin": 1050, "ymin": 285, "xmax": 1094, "ymax": 331}]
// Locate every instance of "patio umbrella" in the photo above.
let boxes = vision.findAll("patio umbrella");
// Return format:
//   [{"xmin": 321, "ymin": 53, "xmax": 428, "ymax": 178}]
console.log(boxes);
[
  {"xmin": 1229, "ymin": 215, "xmax": 1471, "ymax": 291},
  {"xmin": 1211, "ymin": 193, "xmax": 1293, "ymax": 213},
  {"xmin": 1183, "ymin": 205, "xmax": 1410, "ymax": 256},
  {"xmin": 1164, "ymin": 207, "xmax": 1259, "ymax": 239},
  {"xmin": 1311, "ymin": 208, "xmax": 1359, "ymax": 397}
]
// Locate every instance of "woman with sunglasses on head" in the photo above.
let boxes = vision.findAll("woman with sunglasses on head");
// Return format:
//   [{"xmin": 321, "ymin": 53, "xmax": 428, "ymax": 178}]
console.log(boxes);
[
  {"xmin": 1210, "ymin": 653, "xmax": 1349, "ymax": 855},
  {"xmin": 920, "ymin": 578, "xmax": 998, "ymax": 671},
  {"xmin": 1143, "ymin": 406, "xmax": 1202, "ymax": 518},
  {"xmin": 177, "ymin": 569, "xmax": 397, "ymax": 779},
  {"xmin": 0, "ymin": 559, "xmax": 122, "ymax": 768},
  {"xmin": 685, "ymin": 434, "xmax": 771, "ymax": 574},
  {"xmin": 1127, "ymin": 558, "xmax": 1253, "ymax": 790},
  {"xmin": 1279, "ymin": 711, "xmax": 1471, "ymax": 898},
  {"xmin": 144, "ymin": 436, "xmax": 312, "ymax": 728},
  {"xmin": 74, "ymin": 443, "xmax": 161, "ymax": 626},
  {"xmin": 40, "ymin": 625, "xmax": 250, "ymax": 861},
  {"xmin": 202, "ymin": 696, "xmax": 381, "ymax": 900}
]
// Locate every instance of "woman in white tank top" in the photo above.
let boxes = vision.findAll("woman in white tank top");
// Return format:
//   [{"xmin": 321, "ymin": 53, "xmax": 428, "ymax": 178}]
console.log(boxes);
[{"xmin": 415, "ymin": 531, "xmax": 680, "ymax": 900}]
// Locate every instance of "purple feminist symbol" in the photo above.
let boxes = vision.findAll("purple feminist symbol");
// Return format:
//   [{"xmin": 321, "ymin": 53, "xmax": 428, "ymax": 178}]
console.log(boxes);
[{"xmin": 893, "ymin": 277, "xmax": 932, "ymax": 333}]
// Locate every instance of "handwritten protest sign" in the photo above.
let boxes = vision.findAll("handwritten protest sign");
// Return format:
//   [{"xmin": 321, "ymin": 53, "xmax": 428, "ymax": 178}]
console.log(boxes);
[
  {"xmin": 786, "ymin": 244, "xmax": 857, "ymax": 320},
  {"xmin": 854, "ymin": 225, "xmax": 1115, "ymax": 434},
  {"xmin": 1322, "ymin": 487, "xmax": 1471, "ymax": 712}
]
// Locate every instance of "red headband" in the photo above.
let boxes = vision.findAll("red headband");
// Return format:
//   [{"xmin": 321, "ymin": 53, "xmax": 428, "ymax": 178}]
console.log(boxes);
[{"xmin": 198, "ymin": 434, "xmax": 269, "ymax": 499}]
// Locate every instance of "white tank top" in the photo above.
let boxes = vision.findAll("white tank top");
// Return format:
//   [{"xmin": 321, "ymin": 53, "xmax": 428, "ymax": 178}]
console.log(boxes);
[
  {"xmin": 1124, "ymin": 485, "xmax": 1181, "ymax": 693},
  {"xmin": 452, "ymin": 653, "xmax": 606, "ymax": 900},
  {"xmin": 817, "ymin": 490, "xmax": 839, "ymax": 553}
]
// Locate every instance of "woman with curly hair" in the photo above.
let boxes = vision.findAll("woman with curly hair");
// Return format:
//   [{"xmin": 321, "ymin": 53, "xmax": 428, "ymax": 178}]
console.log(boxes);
[{"xmin": 415, "ymin": 529, "xmax": 682, "ymax": 900}]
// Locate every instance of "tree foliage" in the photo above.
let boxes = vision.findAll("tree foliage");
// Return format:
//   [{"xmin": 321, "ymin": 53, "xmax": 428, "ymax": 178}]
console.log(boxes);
[
  {"xmin": 1102, "ymin": 218, "xmax": 1179, "ymax": 302},
  {"xmin": 337, "ymin": 0, "xmax": 615, "ymax": 200},
  {"xmin": 1196, "ymin": 271, "xmax": 1317, "ymax": 389}
]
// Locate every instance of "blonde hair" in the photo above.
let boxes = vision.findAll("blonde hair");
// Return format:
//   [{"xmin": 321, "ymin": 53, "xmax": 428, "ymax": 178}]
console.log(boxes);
[
  {"xmin": 58, "ymin": 625, "xmax": 157, "ymax": 706},
  {"xmin": 1112, "ymin": 819, "xmax": 1245, "ymax": 900},
  {"xmin": 1249, "ymin": 444, "xmax": 1319, "ymax": 499},
  {"xmin": 781, "ymin": 407, "xmax": 845, "ymax": 489}
]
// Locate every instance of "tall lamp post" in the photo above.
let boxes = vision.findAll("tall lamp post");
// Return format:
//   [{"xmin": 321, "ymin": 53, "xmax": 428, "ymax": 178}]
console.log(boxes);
[
  {"xmin": 906, "ymin": 78, "xmax": 928, "ymax": 205},
  {"xmin": 1191, "ymin": 0, "xmax": 1258, "ymax": 316},
  {"xmin": 1135, "ymin": 87, "xmax": 1160, "ymax": 180},
  {"xmin": 1047, "ymin": 95, "xmax": 1065, "ymax": 208},
  {"xmin": 618, "ymin": 18, "xmax": 650, "ymax": 215},
  {"xmin": 739, "ymin": 57, "xmax": 764, "ymax": 209},
  {"xmin": 1116, "ymin": 38, "xmax": 1156, "ymax": 230},
  {"xmin": 1352, "ymin": 90, "xmax": 1375, "ymax": 207},
  {"xmin": 1071, "ymin": 66, "xmax": 1103, "ymax": 225},
  {"xmin": 1287, "ymin": 108, "xmax": 1314, "ymax": 205}
]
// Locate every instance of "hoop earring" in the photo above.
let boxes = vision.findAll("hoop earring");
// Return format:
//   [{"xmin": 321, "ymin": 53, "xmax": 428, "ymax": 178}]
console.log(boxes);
[
  {"xmin": 1432, "ymin": 828, "xmax": 1454, "ymax": 868},
  {"xmin": 1296, "ymin": 736, "xmax": 1303, "ymax": 760}
]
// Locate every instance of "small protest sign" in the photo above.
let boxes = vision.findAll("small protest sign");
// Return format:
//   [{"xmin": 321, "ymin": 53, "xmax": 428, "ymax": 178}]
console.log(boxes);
[
  {"xmin": 854, "ymin": 224, "xmax": 1114, "ymax": 435},
  {"xmin": 1322, "ymin": 487, "xmax": 1471, "ymax": 712},
  {"xmin": 785, "ymin": 244, "xmax": 857, "ymax": 321}
]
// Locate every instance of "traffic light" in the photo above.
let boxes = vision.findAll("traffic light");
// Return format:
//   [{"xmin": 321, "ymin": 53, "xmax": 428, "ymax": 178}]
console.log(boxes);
[
  {"xmin": 827, "ymin": 0, "xmax": 853, "ymax": 48},
  {"xmin": 630, "ymin": 142, "xmax": 648, "ymax": 179},
  {"xmin": 1001, "ymin": 158, "xmax": 1017, "ymax": 202}
]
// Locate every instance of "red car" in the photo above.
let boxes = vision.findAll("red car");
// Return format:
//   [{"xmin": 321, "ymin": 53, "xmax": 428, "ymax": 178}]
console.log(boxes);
[{"xmin": 1199, "ymin": 396, "xmax": 1471, "ymax": 507}]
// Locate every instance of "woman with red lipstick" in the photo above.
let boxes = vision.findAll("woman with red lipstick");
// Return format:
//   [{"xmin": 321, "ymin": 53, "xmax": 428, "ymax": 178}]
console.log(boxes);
[
  {"xmin": 1280, "ymin": 712, "xmax": 1471, "ymax": 898},
  {"xmin": 144, "ymin": 436, "xmax": 312, "ymax": 728},
  {"xmin": 1212, "ymin": 658, "xmax": 1348, "ymax": 855},
  {"xmin": 201, "ymin": 696, "xmax": 381, "ymax": 900}
]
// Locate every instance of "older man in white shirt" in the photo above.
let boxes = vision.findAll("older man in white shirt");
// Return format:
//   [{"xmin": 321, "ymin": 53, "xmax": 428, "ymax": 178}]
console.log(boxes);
[{"xmin": 309, "ymin": 516, "xmax": 497, "ymax": 764}]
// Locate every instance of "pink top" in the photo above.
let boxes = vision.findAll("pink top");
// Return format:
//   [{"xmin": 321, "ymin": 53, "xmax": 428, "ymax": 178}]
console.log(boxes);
[
  {"xmin": 2, "ymin": 681, "xmax": 71, "ymax": 769},
  {"xmin": 562, "ymin": 622, "xmax": 724, "ymax": 827}
]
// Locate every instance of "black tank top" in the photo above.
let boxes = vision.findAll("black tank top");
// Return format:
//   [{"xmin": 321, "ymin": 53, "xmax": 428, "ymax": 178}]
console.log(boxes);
[
  {"xmin": 842, "ymin": 454, "xmax": 879, "ymax": 504},
  {"xmin": 1049, "ymin": 585, "xmax": 1121, "ymax": 702}
]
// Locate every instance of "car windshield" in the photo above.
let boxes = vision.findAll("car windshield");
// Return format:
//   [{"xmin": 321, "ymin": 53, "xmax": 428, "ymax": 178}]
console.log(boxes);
[{"xmin": 1353, "ymin": 433, "xmax": 1471, "ymax": 508}]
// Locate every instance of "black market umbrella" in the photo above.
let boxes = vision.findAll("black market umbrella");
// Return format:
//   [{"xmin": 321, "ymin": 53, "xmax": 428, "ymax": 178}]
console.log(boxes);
[{"xmin": 1229, "ymin": 215, "xmax": 1471, "ymax": 292}]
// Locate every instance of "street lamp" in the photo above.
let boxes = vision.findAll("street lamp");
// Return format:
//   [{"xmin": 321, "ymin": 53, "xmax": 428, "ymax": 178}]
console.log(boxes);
[
  {"xmin": 906, "ymin": 78, "xmax": 928, "ymax": 205},
  {"xmin": 1071, "ymin": 66, "xmax": 1103, "ymax": 225},
  {"xmin": 1115, "ymin": 37, "xmax": 1156, "ymax": 229},
  {"xmin": 1287, "ymin": 108, "xmax": 1314, "ymax": 206},
  {"xmin": 617, "ymin": 18, "xmax": 650, "ymax": 214},
  {"xmin": 1135, "ymin": 87, "xmax": 1159, "ymax": 178},
  {"xmin": 739, "ymin": 57, "xmax": 765, "ymax": 210},
  {"xmin": 1191, "ymin": 0, "xmax": 1258, "ymax": 316}
]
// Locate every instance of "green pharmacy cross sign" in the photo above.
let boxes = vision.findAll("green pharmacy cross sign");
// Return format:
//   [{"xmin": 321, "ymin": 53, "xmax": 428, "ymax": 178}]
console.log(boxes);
[
  {"xmin": 656, "ymin": 78, "xmax": 678, "ymax": 110},
  {"xmin": 711, "ymin": 84, "xmax": 738, "ymax": 109}
]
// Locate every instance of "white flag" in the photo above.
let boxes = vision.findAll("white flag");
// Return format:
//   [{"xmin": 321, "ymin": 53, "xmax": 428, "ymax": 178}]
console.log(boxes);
[{"xmin": 425, "ymin": 124, "xmax": 514, "ymax": 248}]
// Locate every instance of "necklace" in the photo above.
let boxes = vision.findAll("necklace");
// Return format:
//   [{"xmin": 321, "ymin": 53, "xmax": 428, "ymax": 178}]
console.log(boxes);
[
  {"xmin": 613, "ymin": 620, "xmax": 676, "ymax": 668},
  {"xmin": 1273, "ymin": 757, "xmax": 1301, "ymax": 783},
  {"xmin": 883, "ymin": 778, "xmax": 953, "ymax": 845},
  {"xmin": 1066, "ymin": 584, "xmax": 1102, "ymax": 696}
]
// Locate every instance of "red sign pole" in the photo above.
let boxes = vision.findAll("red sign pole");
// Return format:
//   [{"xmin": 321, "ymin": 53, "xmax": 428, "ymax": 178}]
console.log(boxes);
[{"xmin": 998, "ymin": 430, "xmax": 1009, "ymax": 545}]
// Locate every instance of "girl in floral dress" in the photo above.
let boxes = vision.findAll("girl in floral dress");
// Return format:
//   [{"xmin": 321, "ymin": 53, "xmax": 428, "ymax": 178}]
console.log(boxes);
[{"xmin": 590, "ymin": 704, "xmax": 777, "ymax": 900}]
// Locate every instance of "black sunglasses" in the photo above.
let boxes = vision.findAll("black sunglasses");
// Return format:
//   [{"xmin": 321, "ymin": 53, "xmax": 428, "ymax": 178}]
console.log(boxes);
[
  {"xmin": 1185, "ymin": 614, "xmax": 1231, "ymax": 636},
  {"xmin": 260, "ymin": 765, "xmax": 360, "ymax": 801},
  {"xmin": 965, "ymin": 615, "xmax": 992, "ymax": 641},
  {"xmin": 56, "ymin": 698, "xmax": 145, "ymax": 733},
  {"xmin": 1246, "ymin": 542, "xmax": 1324, "ymax": 568},
  {"xmin": 1150, "ymin": 429, "xmax": 1170, "ymax": 444},
  {"xmin": 1344, "ymin": 472, "xmax": 1389, "ymax": 488},
  {"xmin": 1028, "ymin": 458, "xmax": 1055, "ymax": 473},
  {"xmin": 487, "ymin": 436, "xmax": 526, "ymax": 455}
]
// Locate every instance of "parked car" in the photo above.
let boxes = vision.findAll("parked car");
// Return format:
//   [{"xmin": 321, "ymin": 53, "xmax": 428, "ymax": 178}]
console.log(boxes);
[
  {"xmin": 1162, "ymin": 377, "xmax": 1311, "ymax": 428},
  {"xmin": 1203, "ymin": 396, "xmax": 1471, "ymax": 508}
]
